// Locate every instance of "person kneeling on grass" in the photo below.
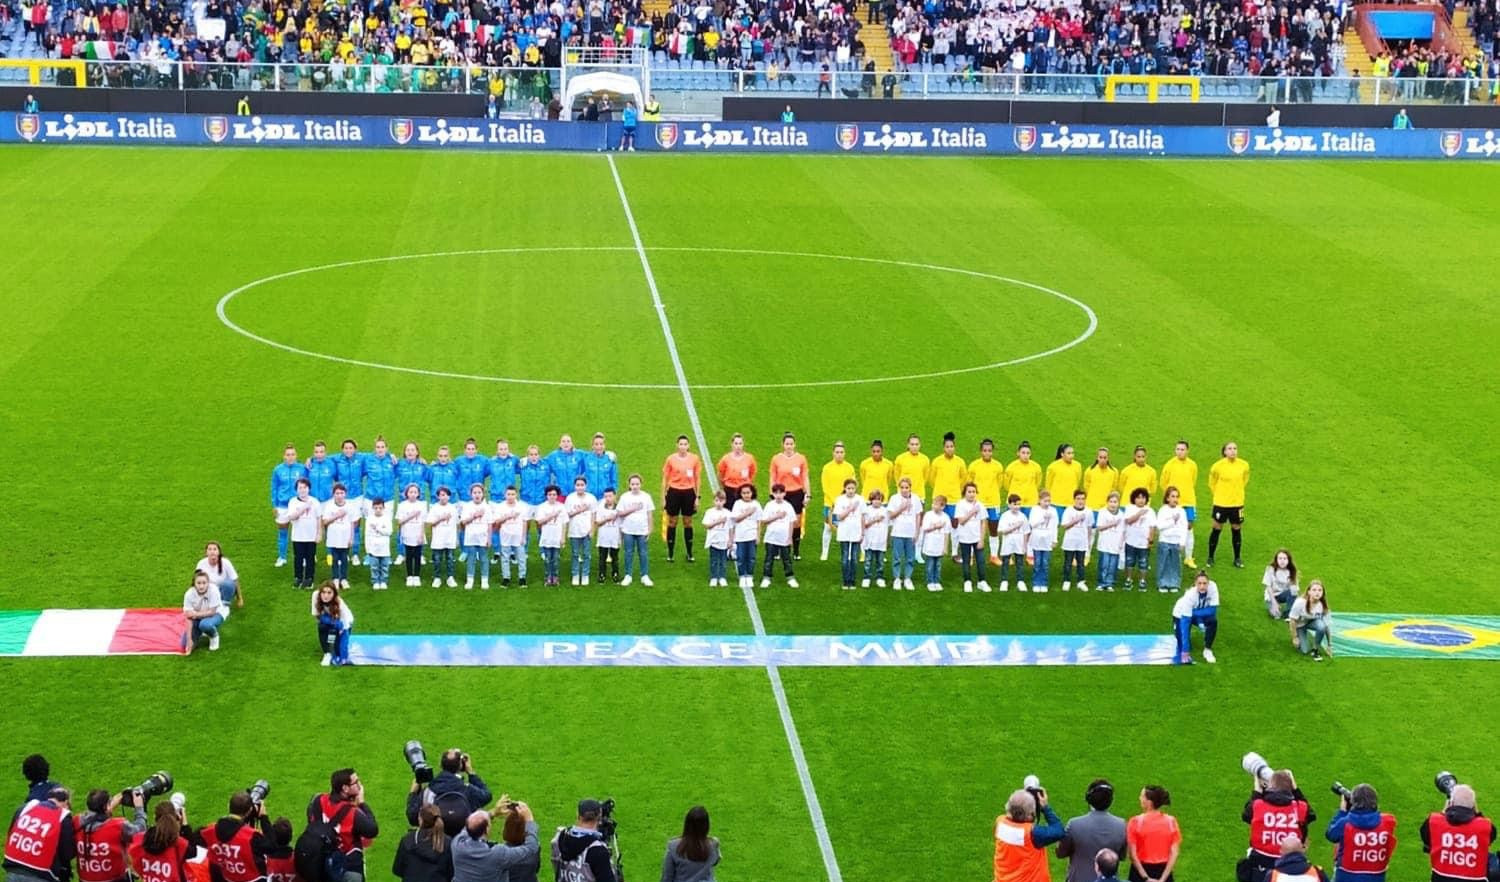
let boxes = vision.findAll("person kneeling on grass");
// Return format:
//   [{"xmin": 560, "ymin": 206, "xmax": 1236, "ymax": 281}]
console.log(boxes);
[
  {"xmin": 1286, "ymin": 580, "xmax": 1333, "ymax": 661},
  {"xmin": 311, "ymin": 581, "xmax": 353, "ymax": 666},
  {"xmin": 1171, "ymin": 572, "xmax": 1219, "ymax": 665},
  {"xmin": 183, "ymin": 570, "xmax": 224, "ymax": 654},
  {"xmin": 1263, "ymin": 549, "xmax": 1300, "ymax": 619}
]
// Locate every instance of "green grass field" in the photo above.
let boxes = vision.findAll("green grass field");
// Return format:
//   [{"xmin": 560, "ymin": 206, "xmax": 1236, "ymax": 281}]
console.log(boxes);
[{"xmin": 3, "ymin": 146, "xmax": 1500, "ymax": 882}]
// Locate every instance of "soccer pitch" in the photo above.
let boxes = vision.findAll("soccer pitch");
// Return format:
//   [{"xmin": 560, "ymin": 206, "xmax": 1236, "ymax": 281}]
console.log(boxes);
[{"xmin": 3, "ymin": 146, "xmax": 1500, "ymax": 882}]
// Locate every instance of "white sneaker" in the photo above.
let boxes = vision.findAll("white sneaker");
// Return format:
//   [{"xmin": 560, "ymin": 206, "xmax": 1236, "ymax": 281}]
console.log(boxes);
[
  {"xmin": 571, "ymin": 576, "xmax": 580, "ymax": 586},
  {"xmin": 321, "ymin": 653, "xmax": 332, "ymax": 666},
  {"xmin": 1035, "ymin": 585, "xmax": 1049, "ymax": 593},
  {"xmin": 466, "ymin": 578, "xmax": 475, "ymax": 589},
  {"xmin": 274, "ymin": 557, "xmax": 286, "ymax": 568},
  {"xmin": 395, "ymin": 554, "xmax": 405, "ymax": 565},
  {"xmin": 1204, "ymin": 648, "xmax": 1217, "ymax": 664},
  {"xmin": 963, "ymin": 580, "xmax": 973, "ymax": 593},
  {"xmin": 351, "ymin": 555, "xmax": 362, "ymax": 566},
  {"xmin": 861, "ymin": 578, "xmax": 870, "ymax": 588},
  {"xmin": 978, "ymin": 581, "xmax": 991, "ymax": 593},
  {"xmin": 1062, "ymin": 581, "xmax": 1071, "ymax": 592},
  {"xmin": 208, "ymin": 634, "xmax": 220, "ymax": 651},
  {"xmin": 582, "ymin": 576, "xmax": 590, "ymax": 586},
  {"xmin": 820, "ymin": 552, "xmax": 829, "ymax": 561},
  {"xmin": 640, "ymin": 575, "xmax": 653, "ymax": 587},
  {"xmin": 876, "ymin": 578, "xmax": 887, "ymax": 588},
  {"xmin": 481, "ymin": 579, "xmax": 490, "ymax": 590},
  {"xmin": 904, "ymin": 578, "xmax": 915, "ymax": 590},
  {"xmin": 219, "ymin": 604, "xmax": 231, "ymax": 620},
  {"xmin": 1018, "ymin": 581, "xmax": 1029, "ymax": 592},
  {"xmin": 787, "ymin": 577, "xmax": 799, "ymax": 588},
  {"xmin": 761, "ymin": 577, "xmax": 772, "ymax": 588},
  {"xmin": 340, "ymin": 579, "xmax": 350, "ymax": 590},
  {"xmin": 377, "ymin": 583, "xmax": 387, "ymax": 591},
  {"xmin": 1077, "ymin": 580, "xmax": 1089, "ymax": 592},
  {"xmin": 621, "ymin": 575, "xmax": 634, "ymax": 586},
  {"xmin": 928, "ymin": 583, "xmax": 942, "ymax": 591},
  {"xmin": 432, "ymin": 578, "xmax": 442, "ymax": 588},
  {"xmin": 446, "ymin": 577, "xmax": 458, "ymax": 588},
  {"xmin": 999, "ymin": 580, "xmax": 1009, "ymax": 592}
]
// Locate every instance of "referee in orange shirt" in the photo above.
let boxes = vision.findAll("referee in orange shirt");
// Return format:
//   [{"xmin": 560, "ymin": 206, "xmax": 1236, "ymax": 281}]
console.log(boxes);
[
  {"xmin": 716, "ymin": 433, "xmax": 757, "ymax": 511},
  {"xmin": 769, "ymin": 432, "xmax": 812, "ymax": 559},
  {"xmin": 661, "ymin": 435, "xmax": 703, "ymax": 563}
]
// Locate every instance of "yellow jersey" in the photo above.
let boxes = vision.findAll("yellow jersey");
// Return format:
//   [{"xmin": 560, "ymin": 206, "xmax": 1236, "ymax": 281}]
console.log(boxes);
[
  {"xmin": 1118, "ymin": 463, "xmax": 1158, "ymax": 500},
  {"xmin": 928, "ymin": 454, "xmax": 969, "ymax": 505},
  {"xmin": 820, "ymin": 460, "xmax": 856, "ymax": 511},
  {"xmin": 1044, "ymin": 459, "xmax": 1083, "ymax": 504},
  {"xmin": 893, "ymin": 452, "xmax": 931, "ymax": 499},
  {"xmin": 1082, "ymin": 465, "xmax": 1119, "ymax": 509},
  {"xmin": 1159, "ymin": 457, "xmax": 1199, "ymax": 507},
  {"xmin": 859, "ymin": 457, "xmax": 894, "ymax": 499},
  {"xmin": 1004, "ymin": 459, "xmax": 1043, "ymax": 506},
  {"xmin": 1209, "ymin": 457, "xmax": 1250, "ymax": 507},
  {"xmin": 969, "ymin": 458, "xmax": 1005, "ymax": 507}
]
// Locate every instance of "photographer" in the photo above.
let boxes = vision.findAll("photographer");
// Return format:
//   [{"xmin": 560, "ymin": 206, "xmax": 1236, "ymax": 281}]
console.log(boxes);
[
  {"xmin": 993, "ymin": 787, "xmax": 1064, "ymax": 882},
  {"xmin": 452, "ymin": 800, "xmax": 538, "ymax": 882},
  {"xmin": 127, "ymin": 803, "xmax": 193, "ymax": 882},
  {"xmin": 75, "ymin": 789, "xmax": 147, "ymax": 882},
  {"xmin": 1419, "ymin": 785, "xmax": 1495, "ymax": 882},
  {"xmin": 405, "ymin": 752, "xmax": 492, "ymax": 829},
  {"xmin": 1243, "ymin": 770, "xmax": 1316, "ymax": 877},
  {"xmin": 305, "ymin": 770, "xmax": 379, "ymax": 882},
  {"xmin": 263, "ymin": 820, "xmax": 297, "ymax": 882},
  {"xmin": 23, "ymin": 757, "xmax": 60, "ymax": 804},
  {"xmin": 200, "ymin": 791, "xmax": 270, "ymax": 882},
  {"xmin": 1325, "ymin": 784, "xmax": 1396, "ymax": 882},
  {"xmin": 1058, "ymin": 781, "xmax": 1128, "ymax": 882},
  {"xmin": 1248, "ymin": 835, "xmax": 1328, "ymax": 882},
  {"xmin": 551, "ymin": 800, "xmax": 617, "ymax": 882},
  {"xmin": 5, "ymin": 787, "xmax": 76, "ymax": 882}
]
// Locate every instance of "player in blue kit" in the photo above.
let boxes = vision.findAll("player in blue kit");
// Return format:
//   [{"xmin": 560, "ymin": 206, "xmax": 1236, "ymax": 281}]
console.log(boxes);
[
  {"xmin": 488, "ymin": 438, "xmax": 521, "ymax": 561},
  {"xmin": 454, "ymin": 437, "xmax": 490, "ymax": 562},
  {"xmin": 581, "ymin": 432, "xmax": 618, "ymax": 497},
  {"xmin": 270, "ymin": 444, "xmax": 308, "ymax": 567},
  {"xmin": 427, "ymin": 445, "xmax": 461, "ymax": 505},
  {"xmin": 393, "ymin": 441, "xmax": 429, "ymax": 566},
  {"xmin": 335, "ymin": 439, "xmax": 366, "ymax": 565},
  {"xmin": 545, "ymin": 434, "xmax": 585, "ymax": 488},
  {"xmin": 305, "ymin": 441, "xmax": 337, "ymax": 502},
  {"xmin": 518, "ymin": 444, "xmax": 550, "ymax": 546},
  {"xmin": 363, "ymin": 436, "xmax": 398, "ymax": 509}
]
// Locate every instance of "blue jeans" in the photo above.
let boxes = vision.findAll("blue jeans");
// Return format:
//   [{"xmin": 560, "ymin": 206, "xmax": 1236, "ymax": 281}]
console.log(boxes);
[
  {"xmin": 570, "ymin": 537, "xmax": 592, "ymax": 578},
  {"xmin": 622, "ymin": 534, "xmax": 649, "ymax": 577},
  {"xmin": 889, "ymin": 536, "xmax": 914, "ymax": 579},
  {"xmin": 1096, "ymin": 552, "xmax": 1119, "ymax": 587},
  {"xmin": 464, "ymin": 544, "xmax": 490, "ymax": 581},
  {"xmin": 217, "ymin": 580, "xmax": 238, "ymax": 605},
  {"xmin": 1298, "ymin": 618, "xmax": 1330, "ymax": 653},
  {"xmin": 540, "ymin": 546, "xmax": 560, "ymax": 580},
  {"xmin": 924, "ymin": 555, "xmax": 941, "ymax": 584},
  {"xmin": 999, "ymin": 553, "xmax": 1024, "ymax": 581},
  {"xmin": 709, "ymin": 546, "xmax": 728, "ymax": 580},
  {"xmin": 499, "ymin": 542, "xmax": 526, "ymax": 579},
  {"xmin": 1156, "ymin": 542, "xmax": 1182, "ymax": 588},
  {"xmin": 186, "ymin": 613, "xmax": 223, "ymax": 649},
  {"xmin": 1268, "ymin": 589, "xmax": 1296, "ymax": 617},
  {"xmin": 1031, "ymin": 549, "xmax": 1051, "ymax": 587},
  {"xmin": 735, "ymin": 540, "xmax": 757, "ymax": 577},
  {"xmin": 432, "ymin": 548, "xmax": 455, "ymax": 579},
  {"xmin": 864, "ymin": 549, "xmax": 885, "ymax": 580},
  {"xmin": 840, "ymin": 541, "xmax": 860, "ymax": 585},
  {"xmin": 369, "ymin": 556, "xmax": 390, "ymax": 585},
  {"xmin": 330, "ymin": 547, "xmax": 349, "ymax": 582}
]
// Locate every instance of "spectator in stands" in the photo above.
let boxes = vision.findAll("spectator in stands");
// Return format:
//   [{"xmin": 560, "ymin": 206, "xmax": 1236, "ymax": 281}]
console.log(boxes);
[
  {"xmin": 392, "ymin": 805, "xmax": 452, "ymax": 882},
  {"xmin": 1125, "ymin": 786, "xmax": 1179, "ymax": 882},
  {"xmin": 22, "ymin": 94, "xmax": 38, "ymax": 113},
  {"xmin": 1392, "ymin": 108, "xmax": 1412, "ymax": 129},
  {"xmin": 1057, "ymin": 781, "xmax": 1127, "ymax": 882},
  {"xmin": 661, "ymin": 806, "xmax": 719, "ymax": 882},
  {"xmin": 405, "ymin": 752, "xmax": 492, "ymax": 828}
]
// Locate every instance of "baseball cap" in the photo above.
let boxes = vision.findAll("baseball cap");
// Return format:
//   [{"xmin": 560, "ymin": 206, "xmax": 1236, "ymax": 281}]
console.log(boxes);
[{"xmin": 577, "ymin": 799, "xmax": 602, "ymax": 819}]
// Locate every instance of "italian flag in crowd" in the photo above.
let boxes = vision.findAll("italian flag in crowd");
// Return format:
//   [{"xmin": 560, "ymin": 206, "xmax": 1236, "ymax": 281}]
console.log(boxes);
[
  {"xmin": 0, "ymin": 609, "xmax": 186, "ymax": 656},
  {"xmin": 82, "ymin": 40, "xmax": 117, "ymax": 59}
]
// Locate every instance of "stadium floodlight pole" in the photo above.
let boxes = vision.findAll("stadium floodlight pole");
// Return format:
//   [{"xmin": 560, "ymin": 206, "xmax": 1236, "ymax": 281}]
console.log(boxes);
[{"xmin": 607, "ymin": 154, "xmax": 844, "ymax": 882}]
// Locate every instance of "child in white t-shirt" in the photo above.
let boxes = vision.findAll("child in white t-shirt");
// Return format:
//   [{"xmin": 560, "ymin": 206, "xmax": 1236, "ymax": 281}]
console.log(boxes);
[
  {"xmin": 1059, "ymin": 489, "xmax": 1093, "ymax": 592},
  {"xmin": 564, "ymin": 477, "xmax": 599, "ymax": 587},
  {"xmin": 759, "ymin": 483, "xmax": 799, "ymax": 588},
  {"xmin": 364, "ymin": 497, "xmax": 393, "ymax": 590},
  {"xmin": 1122, "ymin": 487, "xmax": 1157, "ymax": 591},
  {"xmin": 491, "ymin": 486, "xmax": 528, "ymax": 587},
  {"xmin": 615, "ymin": 474, "xmax": 656, "ymax": 587},
  {"xmin": 953, "ymin": 482, "xmax": 989, "ymax": 593},
  {"xmin": 995, "ymin": 494, "xmax": 1031, "ymax": 592},
  {"xmin": 919, "ymin": 495, "xmax": 951, "ymax": 591},
  {"xmin": 861, "ymin": 490, "xmax": 890, "ymax": 588},
  {"xmin": 395, "ymin": 483, "xmax": 428, "ymax": 587},
  {"xmin": 459, "ymin": 485, "xmax": 493, "ymax": 589},
  {"xmin": 701, "ymin": 490, "xmax": 732, "ymax": 587},
  {"xmin": 533, "ymin": 485, "xmax": 566, "ymax": 586},
  {"xmin": 1093, "ymin": 492, "xmax": 1126, "ymax": 592},
  {"xmin": 833, "ymin": 479, "xmax": 865, "ymax": 590},
  {"xmin": 886, "ymin": 478, "xmax": 921, "ymax": 590},
  {"xmin": 730, "ymin": 485, "xmax": 762, "ymax": 589},
  {"xmin": 425, "ymin": 487, "xmax": 460, "ymax": 588},
  {"xmin": 321, "ymin": 483, "xmax": 357, "ymax": 589},
  {"xmin": 594, "ymin": 489, "xmax": 622, "ymax": 584},
  {"xmin": 1027, "ymin": 491, "xmax": 1058, "ymax": 593}
]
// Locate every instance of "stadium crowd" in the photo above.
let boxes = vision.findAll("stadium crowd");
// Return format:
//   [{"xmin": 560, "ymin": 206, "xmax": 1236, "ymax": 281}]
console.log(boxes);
[{"xmin": 10, "ymin": 751, "xmax": 1498, "ymax": 882}]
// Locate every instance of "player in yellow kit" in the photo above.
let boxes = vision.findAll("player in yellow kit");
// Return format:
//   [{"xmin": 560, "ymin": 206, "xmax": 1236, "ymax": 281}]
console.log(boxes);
[
  {"xmin": 1159, "ymin": 439, "xmax": 1200, "ymax": 568},
  {"xmin": 820, "ymin": 441, "xmax": 856, "ymax": 561},
  {"xmin": 892, "ymin": 434, "xmax": 930, "ymax": 561},
  {"xmin": 1003, "ymin": 441, "xmax": 1043, "ymax": 513},
  {"xmin": 1117, "ymin": 445, "xmax": 1158, "ymax": 502},
  {"xmin": 859, "ymin": 439, "xmax": 894, "ymax": 500},
  {"xmin": 968, "ymin": 438, "xmax": 1006, "ymax": 563},
  {"xmin": 927, "ymin": 431, "xmax": 969, "ymax": 557},
  {"xmin": 1044, "ymin": 444, "xmax": 1083, "ymax": 517},
  {"xmin": 1082, "ymin": 447, "xmax": 1118, "ymax": 511},
  {"xmin": 1207, "ymin": 440, "xmax": 1250, "ymax": 568}
]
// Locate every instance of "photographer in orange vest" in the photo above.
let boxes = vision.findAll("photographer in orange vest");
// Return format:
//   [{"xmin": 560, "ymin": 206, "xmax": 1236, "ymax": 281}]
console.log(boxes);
[
  {"xmin": 75, "ymin": 789, "xmax": 147, "ymax": 882},
  {"xmin": 994, "ymin": 782, "xmax": 1064, "ymax": 882},
  {"xmin": 5, "ymin": 788, "xmax": 77, "ymax": 882},
  {"xmin": 1419, "ymin": 784, "xmax": 1496, "ymax": 882}
]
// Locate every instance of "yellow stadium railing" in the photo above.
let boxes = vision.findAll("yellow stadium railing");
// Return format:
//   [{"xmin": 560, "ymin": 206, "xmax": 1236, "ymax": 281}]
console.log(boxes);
[
  {"xmin": 1104, "ymin": 74, "xmax": 1200, "ymax": 102},
  {"xmin": 0, "ymin": 58, "xmax": 86, "ymax": 88}
]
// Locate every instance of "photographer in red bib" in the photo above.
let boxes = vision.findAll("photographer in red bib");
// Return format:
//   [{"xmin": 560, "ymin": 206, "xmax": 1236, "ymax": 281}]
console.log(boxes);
[
  {"xmin": 74, "ymin": 789, "xmax": 147, "ymax": 882},
  {"xmin": 304, "ymin": 770, "xmax": 378, "ymax": 882},
  {"xmin": 1240, "ymin": 757, "xmax": 1316, "ymax": 882},
  {"xmin": 5, "ymin": 788, "xmax": 76, "ymax": 882},
  {"xmin": 1419, "ymin": 777, "xmax": 1496, "ymax": 882},
  {"xmin": 200, "ymin": 788, "xmax": 270, "ymax": 882},
  {"xmin": 1325, "ymin": 783, "xmax": 1396, "ymax": 882}
]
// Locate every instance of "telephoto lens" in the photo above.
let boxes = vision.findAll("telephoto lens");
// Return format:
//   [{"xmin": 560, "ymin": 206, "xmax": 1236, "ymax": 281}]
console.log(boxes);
[
  {"xmin": 248, "ymin": 780, "xmax": 270, "ymax": 805},
  {"xmin": 1331, "ymin": 782, "xmax": 1353, "ymax": 800},
  {"xmin": 1435, "ymin": 771, "xmax": 1458, "ymax": 797},
  {"xmin": 122, "ymin": 772, "xmax": 173, "ymax": 807},
  {"xmin": 404, "ymin": 741, "xmax": 433, "ymax": 784},
  {"xmin": 1242, "ymin": 753, "xmax": 1273, "ymax": 785}
]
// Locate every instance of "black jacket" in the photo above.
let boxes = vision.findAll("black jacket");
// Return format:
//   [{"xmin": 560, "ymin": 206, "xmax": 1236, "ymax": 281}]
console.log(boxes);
[
  {"xmin": 405, "ymin": 773, "xmax": 492, "ymax": 828},
  {"xmin": 392, "ymin": 830, "xmax": 453, "ymax": 882},
  {"xmin": 552, "ymin": 828, "xmax": 614, "ymax": 882}
]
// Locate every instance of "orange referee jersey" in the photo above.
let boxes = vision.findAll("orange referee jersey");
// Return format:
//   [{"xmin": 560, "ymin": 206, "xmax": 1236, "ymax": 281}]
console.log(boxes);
[
  {"xmin": 662, "ymin": 453, "xmax": 702, "ymax": 490},
  {"xmin": 770, "ymin": 452, "xmax": 810, "ymax": 492},
  {"xmin": 718, "ymin": 452, "xmax": 757, "ymax": 488}
]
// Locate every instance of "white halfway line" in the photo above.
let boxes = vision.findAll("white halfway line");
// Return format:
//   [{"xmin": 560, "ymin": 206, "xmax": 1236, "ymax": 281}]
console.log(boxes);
[{"xmin": 607, "ymin": 154, "xmax": 845, "ymax": 882}]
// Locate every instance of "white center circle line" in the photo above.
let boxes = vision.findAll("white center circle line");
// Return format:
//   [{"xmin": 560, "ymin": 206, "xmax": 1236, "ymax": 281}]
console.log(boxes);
[{"xmin": 215, "ymin": 247, "xmax": 1098, "ymax": 391}]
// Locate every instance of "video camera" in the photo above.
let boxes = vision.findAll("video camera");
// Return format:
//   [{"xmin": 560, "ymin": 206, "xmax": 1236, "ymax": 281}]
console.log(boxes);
[
  {"xmin": 404, "ymin": 741, "xmax": 433, "ymax": 784},
  {"xmin": 121, "ymin": 772, "xmax": 172, "ymax": 808},
  {"xmin": 597, "ymin": 798, "xmax": 623, "ymax": 882}
]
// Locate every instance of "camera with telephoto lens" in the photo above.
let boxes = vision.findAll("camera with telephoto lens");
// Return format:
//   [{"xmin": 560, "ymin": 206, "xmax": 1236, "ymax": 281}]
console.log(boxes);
[
  {"xmin": 1331, "ymin": 782, "xmax": 1352, "ymax": 801},
  {"xmin": 1435, "ymin": 771, "xmax": 1458, "ymax": 797},
  {"xmin": 404, "ymin": 741, "xmax": 433, "ymax": 784},
  {"xmin": 247, "ymin": 780, "xmax": 270, "ymax": 807},
  {"xmin": 121, "ymin": 772, "xmax": 173, "ymax": 807},
  {"xmin": 1242, "ymin": 753, "xmax": 1273, "ymax": 786}
]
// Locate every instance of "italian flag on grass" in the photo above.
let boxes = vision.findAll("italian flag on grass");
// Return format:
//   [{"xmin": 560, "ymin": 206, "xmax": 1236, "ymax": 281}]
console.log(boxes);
[{"xmin": 0, "ymin": 609, "xmax": 186, "ymax": 656}]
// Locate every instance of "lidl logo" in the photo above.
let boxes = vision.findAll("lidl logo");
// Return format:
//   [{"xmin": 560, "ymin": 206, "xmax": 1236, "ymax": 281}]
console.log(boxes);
[
  {"xmin": 1440, "ymin": 130, "xmax": 1463, "ymax": 158},
  {"xmin": 1013, "ymin": 125, "xmax": 1036, "ymax": 152},
  {"xmin": 1228, "ymin": 128, "xmax": 1251, "ymax": 155},
  {"xmin": 203, "ymin": 116, "xmax": 229, "ymax": 143},
  {"xmin": 835, "ymin": 123, "xmax": 859, "ymax": 151},
  {"xmin": 390, "ymin": 118, "xmax": 414, "ymax": 145},
  {"xmin": 16, "ymin": 113, "xmax": 39, "ymax": 142},
  {"xmin": 654, "ymin": 122, "xmax": 680, "ymax": 150}
]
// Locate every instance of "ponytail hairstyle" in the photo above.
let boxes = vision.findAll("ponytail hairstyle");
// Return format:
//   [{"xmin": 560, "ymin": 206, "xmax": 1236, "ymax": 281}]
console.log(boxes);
[
  {"xmin": 1054, "ymin": 443, "xmax": 1070, "ymax": 460},
  {"xmin": 416, "ymin": 804, "xmax": 446, "ymax": 853},
  {"xmin": 205, "ymin": 541, "xmax": 225, "ymax": 575},
  {"xmin": 144, "ymin": 801, "xmax": 182, "ymax": 851},
  {"xmin": 1142, "ymin": 786, "xmax": 1171, "ymax": 809}
]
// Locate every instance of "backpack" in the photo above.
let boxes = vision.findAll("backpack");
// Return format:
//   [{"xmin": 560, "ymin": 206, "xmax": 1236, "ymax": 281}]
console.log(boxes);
[{"xmin": 295, "ymin": 802, "xmax": 354, "ymax": 882}]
